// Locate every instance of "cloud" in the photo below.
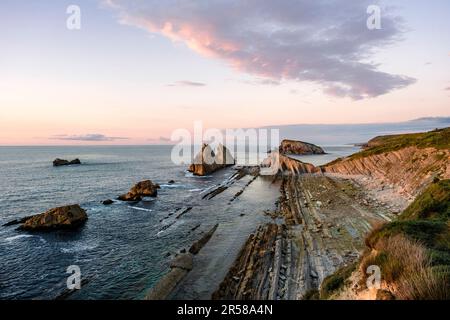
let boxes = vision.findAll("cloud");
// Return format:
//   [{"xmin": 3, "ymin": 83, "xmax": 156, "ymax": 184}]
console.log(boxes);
[
  {"xmin": 445, "ymin": 87, "xmax": 450, "ymax": 91},
  {"xmin": 167, "ymin": 80, "xmax": 206, "ymax": 87},
  {"xmin": 147, "ymin": 136, "xmax": 173, "ymax": 144},
  {"xmin": 51, "ymin": 134, "xmax": 128, "ymax": 141},
  {"xmin": 107, "ymin": 0, "xmax": 415, "ymax": 100}
]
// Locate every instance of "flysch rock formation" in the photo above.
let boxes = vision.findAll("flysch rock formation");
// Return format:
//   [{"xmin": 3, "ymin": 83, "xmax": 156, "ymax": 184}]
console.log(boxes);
[
  {"xmin": 146, "ymin": 224, "xmax": 219, "ymax": 300},
  {"xmin": 146, "ymin": 129, "xmax": 449, "ymax": 301},
  {"xmin": 118, "ymin": 180, "xmax": 160, "ymax": 202},
  {"xmin": 279, "ymin": 139, "xmax": 325, "ymax": 155},
  {"xmin": 322, "ymin": 147, "xmax": 449, "ymax": 197},
  {"xmin": 188, "ymin": 143, "xmax": 235, "ymax": 176},
  {"xmin": 212, "ymin": 175, "xmax": 395, "ymax": 300},
  {"xmin": 261, "ymin": 151, "xmax": 318, "ymax": 176},
  {"xmin": 11, "ymin": 204, "xmax": 88, "ymax": 231}
]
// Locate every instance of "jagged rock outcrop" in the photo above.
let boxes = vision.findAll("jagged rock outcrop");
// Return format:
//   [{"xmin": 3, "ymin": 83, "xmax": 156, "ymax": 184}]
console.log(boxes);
[
  {"xmin": 188, "ymin": 143, "xmax": 235, "ymax": 176},
  {"xmin": 118, "ymin": 180, "xmax": 160, "ymax": 201},
  {"xmin": 53, "ymin": 158, "xmax": 81, "ymax": 167},
  {"xmin": 17, "ymin": 205, "xmax": 87, "ymax": 231},
  {"xmin": 279, "ymin": 139, "xmax": 325, "ymax": 155},
  {"xmin": 261, "ymin": 152, "xmax": 318, "ymax": 175}
]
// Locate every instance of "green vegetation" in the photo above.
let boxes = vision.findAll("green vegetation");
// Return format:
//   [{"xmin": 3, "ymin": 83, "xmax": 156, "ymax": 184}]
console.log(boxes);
[
  {"xmin": 321, "ymin": 179, "xmax": 450, "ymax": 300},
  {"xmin": 319, "ymin": 262, "xmax": 357, "ymax": 299},
  {"xmin": 400, "ymin": 179, "xmax": 449, "ymax": 220},
  {"xmin": 363, "ymin": 179, "xmax": 450, "ymax": 299},
  {"xmin": 349, "ymin": 127, "xmax": 450, "ymax": 160}
]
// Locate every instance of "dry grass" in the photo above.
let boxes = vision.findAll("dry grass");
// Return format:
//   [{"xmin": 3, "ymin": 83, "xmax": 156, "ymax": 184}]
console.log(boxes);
[{"xmin": 360, "ymin": 234, "xmax": 449, "ymax": 300}]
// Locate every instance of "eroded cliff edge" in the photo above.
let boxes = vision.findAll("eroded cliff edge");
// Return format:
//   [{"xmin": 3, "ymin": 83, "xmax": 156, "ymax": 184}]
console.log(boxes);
[{"xmin": 322, "ymin": 128, "xmax": 450, "ymax": 198}]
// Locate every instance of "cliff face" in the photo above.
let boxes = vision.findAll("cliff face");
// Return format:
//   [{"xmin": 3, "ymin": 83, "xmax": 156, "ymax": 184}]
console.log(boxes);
[
  {"xmin": 279, "ymin": 139, "xmax": 325, "ymax": 155},
  {"xmin": 323, "ymin": 147, "xmax": 449, "ymax": 197},
  {"xmin": 322, "ymin": 128, "xmax": 450, "ymax": 197}
]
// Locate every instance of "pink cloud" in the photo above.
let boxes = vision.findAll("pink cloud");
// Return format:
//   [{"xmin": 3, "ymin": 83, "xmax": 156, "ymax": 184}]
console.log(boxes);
[{"xmin": 107, "ymin": 0, "xmax": 415, "ymax": 99}]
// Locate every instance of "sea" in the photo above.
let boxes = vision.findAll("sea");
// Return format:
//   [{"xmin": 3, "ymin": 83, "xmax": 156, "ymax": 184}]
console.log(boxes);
[{"xmin": 0, "ymin": 118, "xmax": 448, "ymax": 299}]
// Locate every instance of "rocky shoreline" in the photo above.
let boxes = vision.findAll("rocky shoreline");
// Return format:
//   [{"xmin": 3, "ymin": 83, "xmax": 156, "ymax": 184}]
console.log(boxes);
[
  {"xmin": 145, "ymin": 169, "xmax": 401, "ymax": 300},
  {"xmin": 3, "ymin": 130, "xmax": 446, "ymax": 300},
  {"xmin": 145, "ymin": 130, "xmax": 449, "ymax": 300}
]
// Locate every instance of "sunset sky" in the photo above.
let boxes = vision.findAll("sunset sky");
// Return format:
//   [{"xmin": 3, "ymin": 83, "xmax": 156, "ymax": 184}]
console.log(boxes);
[{"xmin": 0, "ymin": 0, "xmax": 449, "ymax": 145}]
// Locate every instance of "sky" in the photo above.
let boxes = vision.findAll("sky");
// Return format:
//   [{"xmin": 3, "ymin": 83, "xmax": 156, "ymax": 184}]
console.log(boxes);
[{"xmin": 0, "ymin": 0, "xmax": 449, "ymax": 145}]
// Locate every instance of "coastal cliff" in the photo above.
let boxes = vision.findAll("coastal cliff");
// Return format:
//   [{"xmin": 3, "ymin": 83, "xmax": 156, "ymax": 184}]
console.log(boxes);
[
  {"xmin": 143, "ymin": 129, "xmax": 449, "ymax": 301},
  {"xmin": 322, "ymin": 128, "xmax": 450, "ymax": 197}
]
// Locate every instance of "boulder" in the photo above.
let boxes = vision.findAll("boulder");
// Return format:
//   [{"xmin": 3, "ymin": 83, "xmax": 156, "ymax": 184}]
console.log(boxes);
[
  {"xmin": 103, "ymin": 199, "xmax": 114, "ymax": 205},
  {"xmin": 188, "ymin": 143, "xmax": 235, "ymax": 176},
  {"xmin": 53, "ymin": 158, "xmax": 81, "ymax": 167},
  {"xmin": 279, "ymin": 140, "xmax": 325, "ymax": 155},
  {"xmin": 18, "ymin": 205, "xmax": 87, "ymax": 231},
  {"xmin": 118, "ymin": 180, "xmax": 159, "ymax": 202}
]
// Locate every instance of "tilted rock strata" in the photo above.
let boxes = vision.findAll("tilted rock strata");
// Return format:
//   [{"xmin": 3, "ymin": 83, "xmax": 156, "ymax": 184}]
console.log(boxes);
[
  {"xmin": 261, "ymin": 152, "xmax": 318, "ymax": 176},
  {"xmin": 322, "ymin": 147, "xmax": 449, "ymax": 197}
]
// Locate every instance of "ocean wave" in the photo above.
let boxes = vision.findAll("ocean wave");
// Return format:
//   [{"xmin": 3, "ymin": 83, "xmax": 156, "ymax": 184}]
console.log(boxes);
[
  {"xmin": 188, "ymin": 188, "xmax": 203, "ymax": 192},
  {"xmin": 60, "ymin": 243, "xmax": 98, "ymax": 253},
  {"xmin": 4, "ymin": 234, "xmax": 46, "ymax": 244},
  {"xmin": 129, "ymin": 206, "xmax": 153, "ymax": 212},
  {"xmin": 159, "ymin": 184, "xmax": 185, "ymax": 189},
  {"xmin": 184, "ymin": 171, "xmax": 210, "ymax": 178}
]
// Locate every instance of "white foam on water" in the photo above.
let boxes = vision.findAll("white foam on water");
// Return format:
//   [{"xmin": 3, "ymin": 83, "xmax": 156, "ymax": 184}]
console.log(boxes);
[
  {"xmin": 4, "ymin": 234, "xmax": 47, "ymax": 244},
  {"xmin": 184, "ymin": 171, "xmax": 210, "ymax": 178},
  {"xmin": 160, "ymin": 184, "xmax": 184, "ymax": 189},
  {"xmin": 60, "ymin": 242, "xmax": 98, "ymax": 253},
  {"xmin": 5, "ymin": 234, "xmax": 34, "ymax": 243},
  {"xmin": 141, "ymin": 197, "xmax": 156, "ymax": 202},
  {"xmin": 129, "ymin": 206, "xmax": 153, "ymax": 212}
]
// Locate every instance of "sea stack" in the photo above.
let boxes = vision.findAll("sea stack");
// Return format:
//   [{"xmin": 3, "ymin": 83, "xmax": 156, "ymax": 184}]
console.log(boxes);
[
  {"xmin": 53, "ymin": 158, "xmax": 81, "ymax": 167},
  {"xmin": 279, "ymin": 140, "xmax": 325, "ymax": 155},
  {"xmin": 18, "ymin": 204, "xmax": 88, "ymax": 231},
  {"xmin": 188, "ymin": 143, "xmax": 235, "ymax": 176},
  {"xmin": 118, "ymin": 180, "xmax": 160, "ymax": 202}
]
